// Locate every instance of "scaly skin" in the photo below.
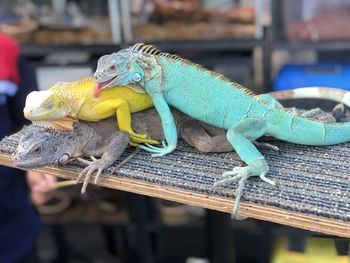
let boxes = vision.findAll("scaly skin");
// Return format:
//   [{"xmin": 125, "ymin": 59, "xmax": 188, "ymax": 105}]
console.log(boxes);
[
  {"xmin": 13, "ymin": 120, "xmax": 130, "ymax": 193},
  {"xmin": 23, "ymin": 77, "xmax": 157, "ymax": 145},
  {"xmin": 93, "ymin": 43, "xmax": 350, "ymax": 218},
  {"xmin": 19, "ymin": 77, "xmax": 347, "ymax": 196},
  {"xmin": 13, "ymin": 104, "xmax": 339, "ymax": 194},
  {"xmin": 13, "ymin": 109, "xmax": 237, "ymax": 193}
]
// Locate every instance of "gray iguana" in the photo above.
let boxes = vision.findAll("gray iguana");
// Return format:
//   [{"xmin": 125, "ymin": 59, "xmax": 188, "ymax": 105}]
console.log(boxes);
[
  {"xmin": 13, "ymin": 108, "xmax": 236, "ymax": 193},
  {"xmin": 13, "ymin": 103, "xmax": 342, "ymax": 194}
]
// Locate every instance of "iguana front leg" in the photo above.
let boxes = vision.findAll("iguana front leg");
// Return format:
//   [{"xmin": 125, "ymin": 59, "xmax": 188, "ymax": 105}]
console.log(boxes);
[
  {"xmin": 139, "ymin": 93, "xmax": 178, "ymax": 156},
  {"xmin": 75, "ymin": 132, "xmax": 130, "ymax": 193},
  {"xmin": 91, "ymin": 98, "xmax": 158, "ymax": 145},
  {"xmin": 213, "ymin": 118, "xmax": 275, "ymax": 219}
]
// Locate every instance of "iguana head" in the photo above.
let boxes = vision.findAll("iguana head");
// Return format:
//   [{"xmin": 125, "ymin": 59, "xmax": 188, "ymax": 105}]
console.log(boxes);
[
  {"xmin": 93, "ymin": 49, "xmax": 146, "ymax": 94},
  {"xmin": 23, "ymin": 90, "xmax": 79, "ymax": 130},
  {"xmin": 24, "ymin": 90, "xmax": 71, "ymax": 121},
  {"xmin": 12, "ymin": 128, "xmax": 77, "ymax": 169}
]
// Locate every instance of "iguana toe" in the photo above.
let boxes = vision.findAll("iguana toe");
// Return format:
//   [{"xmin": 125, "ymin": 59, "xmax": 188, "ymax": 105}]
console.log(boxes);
[
  {"xmin": 213, "ymin": 160, "xmax": 271, "ymax": 219},
  {"xmin": 76, "ymin": 156, "xmax": 110, "ymax": 193},
  {"xmin": 129, "ymin": 141, "xmax": 139, "ymax": 147},
  {"xmin": 139, "ymin": 142, "xmax": 176, "ymax": 157},
  {"xmin": 128, "ymin": 131, "xmax": 149, "ymax": 140},
  {"xmin": 129, "ymin": 135, "xmax": 159, "ymax": 145},
  {"xmin": 95, "ymin": 169, "xmax": 103, "ymax": 184},
  {"xmin": 253, "ymin": 141, "xmax": 280, "ymax": 151}
]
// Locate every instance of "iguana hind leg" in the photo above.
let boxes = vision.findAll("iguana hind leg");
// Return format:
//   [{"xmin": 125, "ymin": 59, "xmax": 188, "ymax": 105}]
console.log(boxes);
[
  {"xmin": 180, "ymin": 119, "xmax": 233, "ymax": 153},
  {"xmin": 213, "ymin": 118, "xmax": 275, "ymax": 219},
  {"xmin": 181, "ymin": 119, "xmax": 280, "ymax": 153}
]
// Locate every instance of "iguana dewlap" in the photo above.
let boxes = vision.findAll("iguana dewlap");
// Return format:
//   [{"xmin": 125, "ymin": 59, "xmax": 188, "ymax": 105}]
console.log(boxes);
[{"xmin": 23, "ymin": 77, "xmax": 157, "ymax": 145}]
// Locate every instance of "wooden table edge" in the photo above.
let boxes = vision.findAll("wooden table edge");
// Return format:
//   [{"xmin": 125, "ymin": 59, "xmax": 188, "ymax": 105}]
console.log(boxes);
[{"xmin": 1, "ymin": 153, "xmax": 348, "ymax": 238}]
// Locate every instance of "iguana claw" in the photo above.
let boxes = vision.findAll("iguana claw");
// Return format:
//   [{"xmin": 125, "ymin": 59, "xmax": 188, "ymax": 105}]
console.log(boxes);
[
  {"xmin": 128, "ymin": 131, "xmax": 159, "ymax": 145},
  {"xmin": 139, "ymin": 140, "xmax": 176, "ymax": 157},
  {"xmin": 213, "ymin": 159, "xmax": 273, "ymax": 219},
  {"xmin": 75, "ymin": 156, "xmax": 109, "ymax": 193},
  {"xmin": 253, "ymin": 141, "xmax": 279, "ymax": 151},
  {"xmin": 108, "ymin": 147, "xmax": 140, "ymax": 175}
]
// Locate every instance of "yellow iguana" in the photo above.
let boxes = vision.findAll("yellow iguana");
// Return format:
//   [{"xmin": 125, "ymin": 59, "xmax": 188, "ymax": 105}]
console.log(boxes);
[{"xmin": 23, "ymin": 76, "xmax": 157, "ymax": 145}]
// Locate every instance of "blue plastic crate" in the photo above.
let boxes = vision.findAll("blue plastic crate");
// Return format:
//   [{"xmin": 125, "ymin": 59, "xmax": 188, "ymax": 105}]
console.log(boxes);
[{"xmin": 274, "ymin": 63, "xmax": 350, "ymax": 91}]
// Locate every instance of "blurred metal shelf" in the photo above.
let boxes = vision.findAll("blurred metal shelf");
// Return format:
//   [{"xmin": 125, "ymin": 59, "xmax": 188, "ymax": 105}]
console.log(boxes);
[
  {"xmin": 20, "ymin": 38, "xmax": 264, "ymax": 57},
  {"xmin": 146, "ymin": 38, "xmax": 264, "ymax": 52},
  {"xmin": 20, "ymin": 44, "xmax": 121, "ymax": 57},
  {"xmin": 272, "ymin": 41, "xmax": 350, "ymax": 51}
]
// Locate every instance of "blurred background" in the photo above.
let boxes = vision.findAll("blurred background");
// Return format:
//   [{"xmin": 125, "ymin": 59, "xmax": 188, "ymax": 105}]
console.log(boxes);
[{"xmin": 0, "ymin": 0, "xmax": 349, "ymax": 262}]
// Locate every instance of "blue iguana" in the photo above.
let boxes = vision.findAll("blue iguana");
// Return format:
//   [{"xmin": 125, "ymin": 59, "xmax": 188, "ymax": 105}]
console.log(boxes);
[{"xmin": 93, "ymin": 43, "xmax": 350, "ymax": 218}]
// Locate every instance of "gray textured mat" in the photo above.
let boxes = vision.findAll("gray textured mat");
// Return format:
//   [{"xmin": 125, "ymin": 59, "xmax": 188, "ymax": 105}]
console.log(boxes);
[{"xmin": 1, "ymin": 125, "xmax": 350, "ymax": 222}]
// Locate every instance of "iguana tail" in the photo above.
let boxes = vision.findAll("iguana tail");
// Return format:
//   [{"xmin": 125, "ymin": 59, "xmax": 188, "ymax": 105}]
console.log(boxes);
[{"xmin": 268, "ymin": 109, "xmax": 350, "ymax": 145}]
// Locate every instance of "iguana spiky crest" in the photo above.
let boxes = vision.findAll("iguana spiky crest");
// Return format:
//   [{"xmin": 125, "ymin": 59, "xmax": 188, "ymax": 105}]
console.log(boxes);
[
  {"xmin": 129, "ymin": 44, "xmax": 315, "ymax": 117},
  {"xmin": 95, "ymin": 43, "xmax": 311, "ymax": 119}
]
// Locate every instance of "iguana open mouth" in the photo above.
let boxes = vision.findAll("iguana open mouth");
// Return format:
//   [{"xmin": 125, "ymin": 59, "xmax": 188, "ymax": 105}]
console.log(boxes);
[{"xmin": 93, "ymin": 76, "xmax": 117, "ymax": 97}]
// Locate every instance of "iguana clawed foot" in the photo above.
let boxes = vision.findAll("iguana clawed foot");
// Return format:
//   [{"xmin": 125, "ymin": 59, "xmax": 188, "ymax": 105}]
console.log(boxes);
[
  {"xmin": 139, "ymin": 140, "xmax": 176, "ymax": 157},
  {"xmin": 128, "ymin": 130, "xmax": 159, "ymax": 146},
  {"xmin": 213, "ymin": 159, "xmax": 274, "ymax": 220},
  {"xmin": 75, "ymin": 155, "xmax": 109, "ymax": 193}
]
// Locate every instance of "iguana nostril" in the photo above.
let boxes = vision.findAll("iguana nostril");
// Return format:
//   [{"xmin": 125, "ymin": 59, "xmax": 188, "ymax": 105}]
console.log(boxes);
[{"xmin": 93, "ymin": 71, "xmax": 102, "ymax": 79}]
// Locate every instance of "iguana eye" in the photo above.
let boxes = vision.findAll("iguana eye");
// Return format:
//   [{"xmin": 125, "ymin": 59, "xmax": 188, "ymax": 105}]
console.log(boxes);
[
  {"xmin": 33, "ymin": 147, "xmax": 42, "ymax": 154},
  {"xmin": 110, "ymin": 65, "xmax": 116, "ymax": 70}
]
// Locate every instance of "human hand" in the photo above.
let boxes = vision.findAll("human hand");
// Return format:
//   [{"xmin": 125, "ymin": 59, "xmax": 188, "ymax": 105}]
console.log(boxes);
[{"xmin": 26, "ymin": 171, "xmax": 57, "ymax": 206}]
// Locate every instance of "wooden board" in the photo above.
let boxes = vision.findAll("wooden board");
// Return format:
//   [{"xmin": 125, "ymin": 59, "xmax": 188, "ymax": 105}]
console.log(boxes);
[{"xmin": 1, "ymin": 152, "xmax": 349, "ymax": 238}]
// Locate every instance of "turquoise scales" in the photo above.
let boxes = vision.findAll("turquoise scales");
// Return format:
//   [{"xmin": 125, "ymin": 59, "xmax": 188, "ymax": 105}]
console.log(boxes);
[{"xmin": 93, "ymin": 43, "xmax": 350, "ymax": 218}]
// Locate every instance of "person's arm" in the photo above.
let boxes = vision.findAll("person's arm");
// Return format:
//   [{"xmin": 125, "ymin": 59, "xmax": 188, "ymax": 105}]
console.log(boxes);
[{"xmin": 26, "ymin": 171, "xmax": 57, "ymax": 206}]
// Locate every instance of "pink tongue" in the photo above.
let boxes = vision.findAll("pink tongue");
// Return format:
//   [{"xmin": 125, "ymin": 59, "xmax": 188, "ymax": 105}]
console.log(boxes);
[
  {"xmin": 93, "ymin": 77, "xmax": 115, "ymax": 97},
  {"xmin": 93, "ymin": 82, "xmax": 102, "ymax": 97}
]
